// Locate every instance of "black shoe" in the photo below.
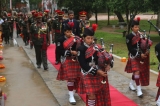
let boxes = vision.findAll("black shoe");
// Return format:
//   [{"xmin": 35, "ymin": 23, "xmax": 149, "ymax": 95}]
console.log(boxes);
[
  {"xmin": 37, "ymin": 65, "xmax": 41, "ymax": 68},
  {"xmin": 25, "ymin": 43, "xmax": 28, "ymax": 46},
  {"xmin": 55, "ymin": 61, "xmax": 59, "ymax": 65},
  {"xmin": 44, "ymin": 67, "xmax": 48, "ymax": 70}
]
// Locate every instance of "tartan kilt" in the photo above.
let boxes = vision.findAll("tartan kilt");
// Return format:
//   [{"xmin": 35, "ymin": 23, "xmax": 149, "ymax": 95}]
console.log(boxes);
[
  {"xmin": 56, "ymin": 57, "xmax": 81, "ymax": 81},
  {"xmin": 156, "ymin": 72, "xmax": 160, "ymax": 87},
  {"xmin": 77, "ymin": 73, "xmax": 111, "ymax": 106},
  {"xmin": 139, "ymin": 56, "xmax": 150, "ymax": 86},
  {"xmin": 125, "ymin": 56, "xmax": 150, "ymax": 86},
  {"xmin": 156, "ymin": 87, "xmax": 160, "ymax": 101},
  {"xmin": 125, "ymin": 57, "xmax": 141, "ymax": 73}
]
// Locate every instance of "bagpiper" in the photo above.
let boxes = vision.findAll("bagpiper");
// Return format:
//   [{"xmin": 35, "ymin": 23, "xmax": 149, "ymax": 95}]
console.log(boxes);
[
  {"xmin": 56, "ymin": 22, "xmax": 81, "ymax": 105},
  {"xmin": 155, "ymin": 43, "xmax": 160, "ymax": 106},
  {"xmin": 77, "ymin": 25, "xmax": 112, "ymax": 106},
  {"xmin": 52, "ymin": 10, "xmax": 64, "ymax": 65},
  {"xmin": 30, "ymin": 12, "xmax": 50, "ymax": 70},
  {"xmin": 125, "ymin": 17, "xmax": 152, "ymax": 98}
]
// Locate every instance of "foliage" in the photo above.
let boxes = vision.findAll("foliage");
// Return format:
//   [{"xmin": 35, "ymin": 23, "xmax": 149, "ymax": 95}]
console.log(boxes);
[
  {"xmin": 108, "ymin": 0, "xmax": 149, "ymax": 14},
  {"xmin": 57, "ymin": 0, "xmax": 106, "ymax": 19},
  {"xmin": 149, "ymin": 0, "xmax": 160, "ymax": 12},
  {"xmin": 29, "ymin": 0, "xmax": 42, "ymax": 4}
]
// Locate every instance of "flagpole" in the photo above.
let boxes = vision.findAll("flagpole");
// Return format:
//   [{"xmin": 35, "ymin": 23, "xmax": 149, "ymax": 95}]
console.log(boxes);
[
  {"xmin": 42, "ymin": 0, "xmax": 43, "ymax": 11},
  {"xmin": 10, "ymin": 0, "xmax": 12, "ymax": 10}
]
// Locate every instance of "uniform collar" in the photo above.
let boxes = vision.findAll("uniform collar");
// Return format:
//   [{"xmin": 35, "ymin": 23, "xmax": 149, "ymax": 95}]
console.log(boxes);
[
  {"xmin": 84, "ymin": 42, "xmax": 90, "ymax": 48},
  {"xmin": 132, "ymin": 31, "xmax": 138, "ymax": 36},
  {"xmin": 64, "ymin": 36, "xmax": 68, "ymax": 39}
]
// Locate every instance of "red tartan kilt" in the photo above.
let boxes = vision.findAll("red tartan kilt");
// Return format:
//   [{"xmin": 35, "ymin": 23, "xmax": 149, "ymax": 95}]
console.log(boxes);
[
  {"xmin": 57, "ymin": 57, "xmax": 81, "ymax": 81},
  {"xmin": 77, "ymin": 73, "xmax": 108, "ymax": 94},
  {"xmin": 157, "ymin": 72, "xmax": 160, "ymax": 87},
  {"xmin": 125, "ymin": 57, "xmax": 141, "ymax": 73},
  {"xmin": 156, "ymin": 87, "xmax": 160, "ymax": 101},
  {"xmin": 77, "ymin": 73, "xmax": 111, "ymax": 106},
  {"xmin": 125, "ymin": 56, "xmax": 150, "ymax": 86}
]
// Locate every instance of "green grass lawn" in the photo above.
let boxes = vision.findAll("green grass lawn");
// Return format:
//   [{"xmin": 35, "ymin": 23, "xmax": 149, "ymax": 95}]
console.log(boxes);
[
  {"xmin": 95, "ymin": 30, "xmax": 160, "ymax": 72},
  {"xmin": 91, "ymin": 19, "xmax": 157, "ymax": 32}
]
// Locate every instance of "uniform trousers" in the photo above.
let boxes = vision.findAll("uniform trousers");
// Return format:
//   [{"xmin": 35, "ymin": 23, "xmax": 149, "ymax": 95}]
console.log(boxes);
[{"xmin": 34, "ymin": 44, "xmax": 48, "ymax": 69}]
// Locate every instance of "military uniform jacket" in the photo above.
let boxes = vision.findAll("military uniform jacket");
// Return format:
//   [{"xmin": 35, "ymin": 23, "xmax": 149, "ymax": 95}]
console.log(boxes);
[
  {"xmin": 2, "ymin": 21, "xmax": 10, "ymax": 31},
  {"xmin": 18, "ymin": 18, "xmax": 23, "ymax": 27},
  {"xmin": 8, "ymin": 18, "xmax": 14, "ymax": 31},
  {"xmin": 78, "ymin": 20, "xmax": 90, "ymax": 37},
  {"xmin": 28, "ymin": 16, "xmax": 34, "ymax": 27},
  {"xmin": 52, "ymin": 19, "xmax": 62, "ymax": 35},
  {"xmin": 30, "ymin": 22, "xmax": 48, "ymax": 46},
  {"xmin": 21, "ymin": 20, "xmax": 28, "ymax": 31},
  {"xmin": 62, "ymin": 19, "xmax": 80, "ymax": 36},
  {"xmin": 77, "ymin": 43, "xmax": 98, "ymax": 73},
  {"xmin": 126, "ymin": 32, "xmax": 141, "ymax": 57}
]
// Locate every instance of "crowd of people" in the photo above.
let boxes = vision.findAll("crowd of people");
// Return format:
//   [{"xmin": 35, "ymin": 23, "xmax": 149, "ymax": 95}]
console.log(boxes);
[{"xmin": 1, "ymin": 9, "xmax": 160, "ymax": 106}]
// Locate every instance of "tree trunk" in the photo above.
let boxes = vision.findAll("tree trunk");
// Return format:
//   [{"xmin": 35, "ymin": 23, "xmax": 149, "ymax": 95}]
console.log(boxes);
[
  {"xmin": 0, "ymin": 0, "xmax": 1, "ymax": 17},
  {"xmin": 114, "ymin": 11, "xmax": 124, "ymax": 22},
  {"xmin": 127, "ymin": 13, "xmax": 136, "ymax": 35},
  {"xmin": 126, "ymin": 9, "xmax": 129, "ymax": 24},
  {"xmin": 107, "ymin": 7, "xmax": 110, "ymax": 25},
  {"xmin": 156, "ymin": 10, "xmax": 160, "ymax": 28},
  {"xmin": 95, "ymin": 9, "xmax": 98, "ymax": 24}
]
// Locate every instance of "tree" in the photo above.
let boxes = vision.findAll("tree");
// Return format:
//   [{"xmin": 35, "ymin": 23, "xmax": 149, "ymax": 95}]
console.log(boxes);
[
  {"xmin": 149, "ymin": 0, "xmax": 160, "ymax": 28},
  {"xmin": 108, "ymin": 0, "xmax": 150, "ymax": 34},
  {"xmin": 57, "ymin": 0, "xmax": 106, "ymax": 23}
]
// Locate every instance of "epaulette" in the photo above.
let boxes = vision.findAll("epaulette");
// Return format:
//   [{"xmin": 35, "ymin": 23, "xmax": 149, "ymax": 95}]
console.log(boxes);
[
  {"xmin": 43, "ymin": 22, "xmax": 47, "ymax": 24},
  {"xmin": 31, "ymin": 22, "xmax": 35, "ymax": 25},
  {"xmin": 77, "ymin": 20, "xmax": 80, "ymax": 22}
]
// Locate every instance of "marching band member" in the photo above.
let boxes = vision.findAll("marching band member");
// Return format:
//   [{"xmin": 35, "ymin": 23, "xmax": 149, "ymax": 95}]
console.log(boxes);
[
  {"xmin": 155, "ymin": 43, "xmax": 160, "ymax": 106},
  {"xmin": 30, "ymin": 12, "xmax": 50, "ymax": 70},
  {"xmin": 77, "ymin": 24, "xmax": 112, "ymax": 106},
  {"xmin": 78, "ymin": 10, "xmax": 90, "ymax": 37},
  {"xmin": 1, "ymin": 13, "xmax": 11, "ymax": 44},
  {"xmin": 52, "ymin": 10, "xmax": 64, "ymax": 65},
  {"xmin": 125, "ymin": 17, "xmax": 152, "ymax": 98},
  {"xmin": 21, "ymin": 15, "xmax": 29, "ymax": 46},
  {"xmin": 56, "ymin": 22, "xmax": 81, "ymax": 105}
]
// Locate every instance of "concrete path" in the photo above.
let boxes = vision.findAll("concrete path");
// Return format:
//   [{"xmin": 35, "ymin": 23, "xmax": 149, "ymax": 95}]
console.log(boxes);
[{"xmin": 1, "ymin": 40, "xmax": 60, "ymax": 105}]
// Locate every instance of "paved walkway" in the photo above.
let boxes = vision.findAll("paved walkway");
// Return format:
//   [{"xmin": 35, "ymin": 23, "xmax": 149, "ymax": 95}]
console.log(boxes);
[{"xmin": 2, "ymin": 36, "xmax": 60, "ymax": 106}]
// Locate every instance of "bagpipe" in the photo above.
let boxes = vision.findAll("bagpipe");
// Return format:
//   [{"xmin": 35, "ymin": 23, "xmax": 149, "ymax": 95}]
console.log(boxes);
[
  {"xmin": 98, "ymin": 38, "xmax": 114, "ymax": 84},
  {"xmin": 85, "ymin": 38, "xmax": 114, "ymax": 84},
  {"xmin": 148, "ymin": 20, "xmax": 160, "ymax": 36},
  {"xmin": 85, "ymin": 38, "xmax": 114, "ymax": 69},
  {"xmin": 138, "ymin": 30, "xmax": 152, "ymax": 53},
  {"xmin": 63, "ymin": 35, "xmax": 82, "ymax": 62}
]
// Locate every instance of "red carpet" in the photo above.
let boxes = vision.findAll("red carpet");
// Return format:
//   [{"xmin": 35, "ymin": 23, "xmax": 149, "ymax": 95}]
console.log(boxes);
[{"xmin": 47, "ymin": 44, "xmax": 138, "ymax": 106}]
